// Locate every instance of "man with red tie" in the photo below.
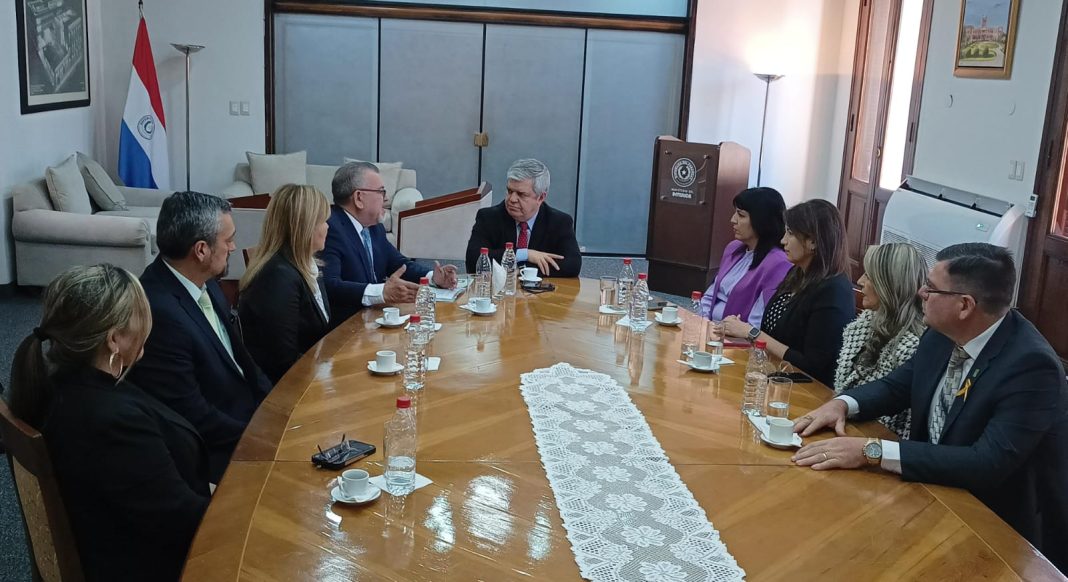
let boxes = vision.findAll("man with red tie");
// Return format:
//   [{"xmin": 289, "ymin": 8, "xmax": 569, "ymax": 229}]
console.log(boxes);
[{"xmin": 465, "ymin": 159, "xmax": 582, "ymax": 277}]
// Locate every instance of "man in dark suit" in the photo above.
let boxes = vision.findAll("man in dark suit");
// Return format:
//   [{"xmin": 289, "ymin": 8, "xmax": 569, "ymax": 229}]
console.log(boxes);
[
  {"xmin": 323, "ymin": 161, "xmax": 458, "ymax": 326},
  {"xmin": 131, "ymin": 191, "xmax": 273, "ymax": 482},
  {"xmin": 465, "ymin": 158, "xmax": 582, "ymax": 277},
  {"xmin": 792, "ymin": 243, "xmax": 1068, "ymax": 573}
]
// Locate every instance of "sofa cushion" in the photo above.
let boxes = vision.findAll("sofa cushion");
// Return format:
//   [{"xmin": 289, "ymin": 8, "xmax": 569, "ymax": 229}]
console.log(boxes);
[
  {"xmin": 45, "ymin": 155, "xmax": 93, "ymax": 215},
  {"xmin": 343, "ymin": 158, "xmax": 402, "ymax": 207},
  {"xmin": 246, "ymin": 151, "xmax": 307, "ymax": 194},
  {"xmin": 77, "ymin": 153, "xmax": 127, "ymax": 211}
]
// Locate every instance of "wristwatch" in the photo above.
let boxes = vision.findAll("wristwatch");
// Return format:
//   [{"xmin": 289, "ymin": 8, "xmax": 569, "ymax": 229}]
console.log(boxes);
[
  {"xmin": 746, "ymin": 325, "xmax": 761, "ymax": 342},
  {"xmin": 863, "ymin": 438, "xmax": 883, "ymax": 466}
]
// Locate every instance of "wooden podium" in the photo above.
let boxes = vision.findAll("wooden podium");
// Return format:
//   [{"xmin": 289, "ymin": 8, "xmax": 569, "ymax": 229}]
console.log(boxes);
[{"xmin": 646, "ymin": 137, "xmax": 751, "ymax": 297}]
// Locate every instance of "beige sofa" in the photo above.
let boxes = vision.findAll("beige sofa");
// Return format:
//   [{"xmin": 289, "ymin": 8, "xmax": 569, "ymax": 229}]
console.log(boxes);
[
  {"xmin": 219, "ymin": 162, "xmax": 421, "ymax": 246},
  {"xmin": 11, "ymin": 179, "xmax": 171, "ymax": 286}
]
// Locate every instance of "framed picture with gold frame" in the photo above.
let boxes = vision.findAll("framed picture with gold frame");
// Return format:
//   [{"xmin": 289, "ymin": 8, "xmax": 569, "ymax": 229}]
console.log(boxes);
[{"xmin": 954, "ymin": 0, "xmax": 1020, "ymax": 79}]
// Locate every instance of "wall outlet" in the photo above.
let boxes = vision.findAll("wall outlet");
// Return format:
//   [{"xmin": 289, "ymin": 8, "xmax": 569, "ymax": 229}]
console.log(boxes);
[
  {"xmin": 1025, "ymin": 193, "xmax": 1039, "ymax": 218},
  {"xmin": 229, "ymin": 101, "xmax": 240, "ymax": 116},
  {"xmin": 240, "ymin": 101, "xmax": 250, "ymax": 116}
]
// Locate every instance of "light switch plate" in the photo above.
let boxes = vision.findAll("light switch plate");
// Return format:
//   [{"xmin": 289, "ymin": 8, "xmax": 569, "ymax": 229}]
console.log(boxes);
[
  {"xmin": 229, "ymin": 101, "xmax": 239, "ymax": 116},
  {"xmin": 1015, "ymin": 160, "xmax": 1025, "ymax": 181},
  {"xmin": 240, "ymin": 101, "xmax": 250, "ymax": 116}
]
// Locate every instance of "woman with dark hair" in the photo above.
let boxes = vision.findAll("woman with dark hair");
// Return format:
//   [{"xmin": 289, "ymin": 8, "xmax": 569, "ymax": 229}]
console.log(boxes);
[
  {"xmin": 7, "ymin": 264, "xmax": 209, "ymax": 581},
  {"xmin": 700, "ymin": 187, "xmax": 792, "ymax": 327},
  {"xmin": 724, "ymin": 198, "xmax": 855, "ymax": 385}
]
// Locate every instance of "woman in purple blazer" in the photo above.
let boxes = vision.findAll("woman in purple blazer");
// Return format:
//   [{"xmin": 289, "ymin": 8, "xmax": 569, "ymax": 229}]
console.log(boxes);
[{"xmin": 700, "ymin": 187, "xmax": 791, "ymax": 327}]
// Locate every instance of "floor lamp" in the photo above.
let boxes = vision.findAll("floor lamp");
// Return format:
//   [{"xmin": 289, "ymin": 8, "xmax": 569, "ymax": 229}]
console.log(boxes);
[
  {"xmin": 754, "ymin": 73, "xmax": 783, "ymax": 187},
  {"xmin": 171, "ymin": 43, "xmax": 204, "ymax": 191}
]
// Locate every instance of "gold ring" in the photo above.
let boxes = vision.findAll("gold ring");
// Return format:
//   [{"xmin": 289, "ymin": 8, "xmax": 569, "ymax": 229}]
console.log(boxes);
[
  {"xmin": 802, "ymin": 415, "xmax": 814, "ymax": 421},
  {"xmin": 822, "ymin": 452, "xmax": 829, "ymax": 462}
]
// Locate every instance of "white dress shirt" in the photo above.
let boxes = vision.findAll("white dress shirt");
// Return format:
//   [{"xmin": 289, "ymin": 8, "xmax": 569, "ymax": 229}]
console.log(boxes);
[
  {"xmin": 836, "ymin": 316, "xmax": 1005, "ymax": 473},
  {"xmin": 308, "ymin": 263, "xmax": 328, "ymax": 320},
  {"xmin": 343, "ymin": 210, "xmax": 433, "ymax": 306}
]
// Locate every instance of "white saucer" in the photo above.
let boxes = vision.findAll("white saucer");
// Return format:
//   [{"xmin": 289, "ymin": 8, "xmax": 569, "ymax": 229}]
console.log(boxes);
[
  {"xmin": 330, "ymin": 485, "xmax": 381, "ymax": 505},
  {"xmin": 405, "ymin": 322, "xmax": 443, "ymax": 332},
  {"xmin": 375, "ymin": 314, "xmax": 410, "ymax": 328},
  {"xmin": 598, "ymin": 305, "xmax": 626, "ymax": 315},
  {"xmin": 759, "ymin": 432, "xmax": 803, "ymax": 449},
  {"xmin": 367, "ymin": 361, "xmax": 404, "ymax": 375},
  {"xmin": 654, "ymin": 314, "xmax": 681, "ymax": 326},
  {"xmin": 520, "ymin": 276, "xmax": 542, "ymax": 283},
  {"xmin": 677, "ymin": 359, "xmax": 719, "ymax": 373},
  {"xmin": 463, "ymin": 303, "xmax": 498, "ymax": 315}
]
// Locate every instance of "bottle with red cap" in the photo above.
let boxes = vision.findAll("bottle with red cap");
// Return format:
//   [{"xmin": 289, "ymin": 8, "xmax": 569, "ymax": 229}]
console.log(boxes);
[
  {"xmin": 415, "ymin": 276, "xmax": 436, "ymax": 335},
  {"xmin": 629, "ymin": 273, "xmax": 650, "ymax": 332},
  {"xmin": 502, "ymin": 242, "xmax": 517, "ymax": 296},
  {"xmin": 682, "ymin": 290, "xmax": 706, "ymax": 360},
  {"xmin": 474, "ymin": 246, "xmax": 493, "ymax": 301},
  {"xmin": 384, "ymin": 395, "xmax": 417, "ymax": 495},
  {"xmin": 743, "ymin": 340, "xmax": 772, "ymax": 416},
  {"xmin": 616, "ymin": 257, "xmax": 636, "ymax": 312},
  {"xmin": 404, "ymin": 314, "xmax": 429, "ymax": 391}
]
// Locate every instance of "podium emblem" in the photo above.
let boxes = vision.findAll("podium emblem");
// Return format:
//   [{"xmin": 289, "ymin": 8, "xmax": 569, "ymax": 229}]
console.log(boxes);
[{"xmin": 671, "ymin": 158, "xmax": 697, "ymax": 188}]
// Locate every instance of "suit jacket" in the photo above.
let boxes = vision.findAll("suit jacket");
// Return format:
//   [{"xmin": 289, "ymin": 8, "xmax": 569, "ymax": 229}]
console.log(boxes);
[
  {"xmin": 700, "ymin": 240, "xmax": 792, "ymax": 323},
  {"xmin": 238, "ymin": 252, "xmax": 331, "ymax": 384},
  {"xmin": 465, "ymin": 201, "xmax": 582, "ymax": 277},
  {"xmin": 44, "ymin": 367, "xmax": 210, "ymax": 582},
  {"xmin": 322, "ymin": 205, "xmax": 431, "ymax": 326},
  {"xmin": 849, "ymin": 310, "xmax": 1068, "ymax": 572},
  {"xmin": 761, "ymin": 272, "xmax": 856, "ymax": 386},
  {"xmin": 132, "ymin": 256, "xmax": 273, "ymax": 482}
]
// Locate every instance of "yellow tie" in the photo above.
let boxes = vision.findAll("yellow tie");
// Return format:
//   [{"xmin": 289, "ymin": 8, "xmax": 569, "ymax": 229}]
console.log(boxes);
[{"xmin": 197, "ymin": 289, "xmax": 243, "ymax": 376}]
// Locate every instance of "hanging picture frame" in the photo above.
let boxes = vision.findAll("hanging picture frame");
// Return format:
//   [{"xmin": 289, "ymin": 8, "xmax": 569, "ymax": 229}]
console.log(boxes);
[
  {"xmin": 16, "ymin": 0, "xmax": 91, "ymax": 114},
  {"xmin": 954, "ymin": 0, "xmax": 1020, "ymax": 79}
]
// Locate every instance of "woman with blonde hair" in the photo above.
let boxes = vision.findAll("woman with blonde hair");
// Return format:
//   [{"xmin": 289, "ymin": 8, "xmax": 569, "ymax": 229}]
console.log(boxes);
[
  {"xmin": 239, "ymin": 183, "xmax": 332, "ymax": 383},
  {"xmin": 834, "ymin": 242, "xmax": 927, "ymax": 438},
  {"xmin": 8, "ymin": 264, "xmax": 210, "ymax": 581}
]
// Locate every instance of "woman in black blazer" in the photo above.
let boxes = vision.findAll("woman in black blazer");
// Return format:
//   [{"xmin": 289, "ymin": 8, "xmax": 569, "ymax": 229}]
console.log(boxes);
[
  {"xmin": 8, "ymin": 264, "xmax": 210, "ymax": 582},
  {"xmin": 724, "ymin": 199, "xmax": 855, "ymax": 385},
  {"xmin": 239, "ymin": 184, "xmax": 332, "ymax": 384}
]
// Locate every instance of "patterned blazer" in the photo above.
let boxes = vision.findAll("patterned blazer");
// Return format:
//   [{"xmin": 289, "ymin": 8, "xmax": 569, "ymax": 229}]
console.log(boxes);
[{"xmin": 833, "ymin": 309, "xmax": 923, "ymax": 439}]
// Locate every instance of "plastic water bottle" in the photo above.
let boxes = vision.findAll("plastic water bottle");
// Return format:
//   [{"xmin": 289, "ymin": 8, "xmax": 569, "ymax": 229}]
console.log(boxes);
[
  {"xmin": 629, "ymin": 273, "xmax": 649, "ymax": 332},
  {"xmin": 415, "ymin": 277, "xmax": 436, "ymax": 336},
  {"xmin": 404, "ymin": 314, "xmax": 428, "ymax": 391},
  {"xmin": 616, "ymin": 258, "xmax": 635, "ymax": 312},
  {"xmin": 502, "ymin": 242, "xmax": 517, "ymax": 296},
  {"xmin": 384, "ymin": 396, "xmax": 417, "ymax": 495},
  {"xmin": 474, "ymin": 247, "xmax": 492, "ymax": 300},
  {"xmin": 743, "ymin": 340, "xmax": 772, "ymax": 416},
  {"xmin": 681, "ymin": 290, "xmax": 705, "ymax": 360}
]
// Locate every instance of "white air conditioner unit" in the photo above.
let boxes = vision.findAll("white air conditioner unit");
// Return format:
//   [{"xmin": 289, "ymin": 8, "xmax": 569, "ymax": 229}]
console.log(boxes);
[{"xmin": 881, "ymin": 176, "xmax": 1028, "ymax": 303}]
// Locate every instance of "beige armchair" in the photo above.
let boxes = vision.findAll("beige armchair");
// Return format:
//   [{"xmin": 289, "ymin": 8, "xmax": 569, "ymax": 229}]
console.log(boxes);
[
  {"xmin": 11, "ymin": 180, "xmax": 170, "ymax": 286},
  {"xmin": 397, "ymin": 182, "xmax": 492, "ymax": 261}
]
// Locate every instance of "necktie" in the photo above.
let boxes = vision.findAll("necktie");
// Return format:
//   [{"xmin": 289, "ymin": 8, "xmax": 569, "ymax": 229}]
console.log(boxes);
[
  {"xmin": 928, "ymin": 345, "xmax": 970, "ymax": 444},
  {"xmin": 517, "ymin": 222, "xmax": 529, "ymax": 250},
  {"xmin": 360, "ymin": 228, "xmax": 376, "ymax": 281},
  {"xmin": 197, "ymin": 289, "xmax": 243, "ymax": 376}
]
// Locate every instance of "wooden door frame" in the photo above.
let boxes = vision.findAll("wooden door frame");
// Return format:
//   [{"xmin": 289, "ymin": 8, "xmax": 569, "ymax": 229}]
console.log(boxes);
[
  {"xmin": 1019, "ymin": 0, "xmax": 1068, "ymax": 317},
  {"xmin": 263, "ymin": 0, "xmax": 696, "ymax": 153}
]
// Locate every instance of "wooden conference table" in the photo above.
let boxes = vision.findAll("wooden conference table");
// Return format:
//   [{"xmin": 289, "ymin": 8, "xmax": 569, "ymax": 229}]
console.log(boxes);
[{"xmin": 182, "ymin": 278, "xmax": 1063, "ymax": 581}]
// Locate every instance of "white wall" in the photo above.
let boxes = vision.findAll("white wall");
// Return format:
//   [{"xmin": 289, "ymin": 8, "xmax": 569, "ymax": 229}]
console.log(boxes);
[
  {"xmin": 98, "ymin": 0, "xmax": 265, "ymax": 193},
  {"xmin": 686, "ymin": 0, "xmax": 859, "ymax": 206},
  {"xmin": 913, "ymin": 0, "xmax": 1061, "ymax": 208},
  {"xmin": 0, "ymin": 0, "xmax": 103, "ymax": 284}
]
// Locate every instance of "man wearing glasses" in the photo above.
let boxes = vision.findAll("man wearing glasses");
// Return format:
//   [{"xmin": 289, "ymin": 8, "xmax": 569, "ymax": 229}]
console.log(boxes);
[
  {"xmin": 465, "ymin": 158, "xmax": 582, "ymax": 277},
  {"xmin": 792, "ymin": 242, "xmax": 1067, "ymax": 573},
  {"xmin": 323, "ymin": 161, "xmax": 457, "ymax": 326}
]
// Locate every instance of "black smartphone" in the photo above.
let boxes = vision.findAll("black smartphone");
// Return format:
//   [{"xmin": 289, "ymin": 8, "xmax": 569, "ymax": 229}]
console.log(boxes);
[
  {"xmin": 311, "ymin": 440, "xmax": 375, "ymax": 470},
  {"xmin": 768, "ymin": 371, "xmax": 814, "ymax": 383},
  {"xmin": 647, "ymin": 301, "xmax": 671, "ymax": 311},
  {"xmin": 523, "ymin": 281, "xmax": 556, "ymax": 294}
]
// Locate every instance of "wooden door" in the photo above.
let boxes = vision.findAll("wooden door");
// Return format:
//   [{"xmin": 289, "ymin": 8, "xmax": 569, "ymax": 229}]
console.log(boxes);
[{"xmin": 1020, "ymin": 2, "xmax": 1068, "ymax": 359}]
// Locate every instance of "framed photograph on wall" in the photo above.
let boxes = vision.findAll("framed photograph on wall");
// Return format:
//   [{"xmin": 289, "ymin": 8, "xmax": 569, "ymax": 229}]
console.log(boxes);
[
  {"xmin": 954, "ymin": 0, "xmax": 1020, "ymax": 79},
  {"xmin": 16, "ymin": 0, "xmax": 91, "ymax": 114}
]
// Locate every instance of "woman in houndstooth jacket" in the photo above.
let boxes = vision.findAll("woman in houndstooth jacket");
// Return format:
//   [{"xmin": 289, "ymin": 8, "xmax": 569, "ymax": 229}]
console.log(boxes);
[{"xmin": 834, "ymin": 243, "xmax": 927, "ymax": 439}]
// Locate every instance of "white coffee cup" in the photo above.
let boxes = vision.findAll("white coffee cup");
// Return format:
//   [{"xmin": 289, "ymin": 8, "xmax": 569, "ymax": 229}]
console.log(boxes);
[
  {"xmin": 521, "ymin": 267, "xmax": 538, "ymax": 280},
  {"xmin": 692, "ymin": 351, "xmax": 715, "ymax": 369},
  {"xmin": 767, "ymin": 417, "xmax": 795, "ymax": 444},
  {"xmin": 661, "ymin": 306, "xmax": 679, "ymax": 323},
  {"xmin": 383, "ymin": 307, "xmax": 401, "ymax": 324},
  {"xmin": 337, "ymin": 468, "xmax": 369, "ymax": 498},
  {"xmin": 471, "ymin": 296, "xmax": 492, "ymax": 312},
  {"xmin": 375, "ymin": 350, "xmax": 396, "ymax": 371}
]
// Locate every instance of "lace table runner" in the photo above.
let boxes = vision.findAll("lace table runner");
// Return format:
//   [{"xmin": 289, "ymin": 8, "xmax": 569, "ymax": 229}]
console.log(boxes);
[{"xmin": 520, "ymin": 363, "xmax": 746, "ymax": 582}]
